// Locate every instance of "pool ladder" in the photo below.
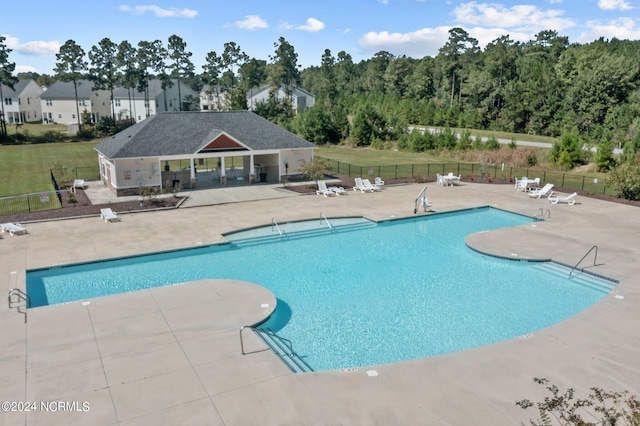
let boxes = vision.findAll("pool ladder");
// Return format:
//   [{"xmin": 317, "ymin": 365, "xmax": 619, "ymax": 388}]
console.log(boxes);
[
  {"xmin": 8, "ymin": 288, "xmax": 31, "ymax": 323},
  {"xmin": 534, "ymin": 208, "xmax": 550, "ymax": 219}
]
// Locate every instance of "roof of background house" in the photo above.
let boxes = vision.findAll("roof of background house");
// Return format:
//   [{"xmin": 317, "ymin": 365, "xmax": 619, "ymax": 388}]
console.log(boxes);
[
  {"xmin": 94, "ymin": 110, "xmax": 316, "ymax": 159},
  {"xmin": 247, "ymin": 85, "xmax": 314, "ymax": 99},
  {"xmin": 0, "ymin": 79, "xmax": 40, "ymax": 96},
  {"xmin": 40, "ymin": 80, "xmax": 99, "ymax": 98}
]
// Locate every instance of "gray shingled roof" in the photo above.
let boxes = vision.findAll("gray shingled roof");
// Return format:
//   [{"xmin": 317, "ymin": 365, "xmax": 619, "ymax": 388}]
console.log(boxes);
[
  {"xmin": 41, "ymin": 80, "xmax": 97, "ymax": 98},
  {"xmin": 0, "ymin": 79, "xmax": 33, "ymax": 96},
  {"xmin": 94, "ymin": 111, "xmax": 316, "ymax": 159}
]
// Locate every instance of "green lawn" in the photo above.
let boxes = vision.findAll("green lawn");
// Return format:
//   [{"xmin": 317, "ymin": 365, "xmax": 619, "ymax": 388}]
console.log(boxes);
[
  {"xmin": 0, "ymin": 141, "xmax": 100, "ymax": 196},
  {"xmin": 316, "ymin": 145, "xmax": 457, "ymax": 165}
]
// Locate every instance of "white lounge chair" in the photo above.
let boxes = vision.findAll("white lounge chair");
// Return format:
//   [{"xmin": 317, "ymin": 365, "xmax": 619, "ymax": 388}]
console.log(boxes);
[
  {"xmin": 363, "ymin": 178, "xmax": 381, "ymax": 191},
  {"xmin": 374, "ymin": 177, "xmax": 385, "ymax": 188},
  {"xmin": 73, "ymin": 179, "xmax": 86, "ymax": 189},
  {"xmin": 316, "ymin": 180, "xmax": 337, "ymax": 197},
  {"xmin": 353, "ymin": 177, "xmax": 373, "ymax": 193},
  {"xmin": 1, "ymin": 222, "xmax": 27, "ymax": 236},
  {"xmin": 328, "ymin": 185, "xmax": 347, "ymax": 195},
  {"xmin": 528, "ymin": 183, "xmax": 554, "ymax": 199},
  {"xmin": 549, "ymin": 192, "xmax": 577, "ymax": 205},
  {"xmin": 436, "ymin": 173, "xmax": 445, "ymax": 186},
  {"xmin": 100, "ymin": 208, "xmax": 121, "ymax": 222}
]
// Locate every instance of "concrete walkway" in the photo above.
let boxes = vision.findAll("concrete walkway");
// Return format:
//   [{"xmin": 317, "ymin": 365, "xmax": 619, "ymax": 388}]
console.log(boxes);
[{"xmin": 1, "ymin": 182, "xmax": 639, "ymax": 425}]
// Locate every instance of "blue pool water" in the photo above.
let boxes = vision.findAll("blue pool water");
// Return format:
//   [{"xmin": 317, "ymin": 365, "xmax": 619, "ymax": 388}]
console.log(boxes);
[{"xmin": 27, "ymin": 207, "xmax": 614, "ymax": 371}]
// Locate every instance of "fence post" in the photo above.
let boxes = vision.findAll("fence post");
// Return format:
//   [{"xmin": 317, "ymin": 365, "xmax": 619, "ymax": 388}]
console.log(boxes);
[
  {"xmin": 395, "ymin": 164, "xmax": 398, "ymax": 179},
  {"xmin": 562, "ymin": 173, "xmax": 565, "ymax": 188},
  {"xmin": 582, "ymin": 176, "xmax": 585, "ymax": 191}
]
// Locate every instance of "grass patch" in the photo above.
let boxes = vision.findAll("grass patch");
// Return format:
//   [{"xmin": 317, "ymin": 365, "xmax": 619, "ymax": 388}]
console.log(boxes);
[{"xmin": 0, "ymin": 141, "xmax": 99, "ymax": 196}]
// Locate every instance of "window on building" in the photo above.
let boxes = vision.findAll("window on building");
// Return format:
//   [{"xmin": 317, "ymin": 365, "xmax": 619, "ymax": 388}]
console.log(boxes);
[
  {"xmin": 72, "ymin": 114, "xmax": 76, "ymax": 119},
  {"xmin": 58, "ymin": 114, "xmax": 62, "ymax": 119},
  {"xmin": 46, "ymin": 99, "xmax": 52, "ymax": 106},
  {"xmin": 115, "ymin": 99, "xmax": 121, "ymax": 107},
  {"xmin": 78, "ymin": 99, "xmax": 85, "ymax": 106},
  {"xmin": 4, "ymin": 98, "xmax": 12, "ymax": 105}
]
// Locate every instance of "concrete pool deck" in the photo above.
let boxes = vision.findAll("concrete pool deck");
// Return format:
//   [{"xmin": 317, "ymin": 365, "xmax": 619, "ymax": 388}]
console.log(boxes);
[{"xmin": 1, "ymin": 182, "xmax": 639, "ymax": 425}]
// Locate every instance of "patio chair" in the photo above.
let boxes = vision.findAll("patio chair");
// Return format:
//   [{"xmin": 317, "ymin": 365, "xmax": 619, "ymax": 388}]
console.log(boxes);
[
  {"xmin": 328, "ymin": 185, "xmax": 347, "ymax": 195},
  {"xmin": 528, "ymin": 183, "xmax": 554, "ymax": 199},
  {"xmin": 1, "ymin": 222, "xmax": 27, "ymax": 236},
  {"xmin": 73, "ymin": 179, "xmax": 86, "ymax": 189},
  {"xmin": 316, "ymin": 180, "xmax": 337, "ymax": 197},
  {"xmin": 353, "ymin": 177, "xmax": 373, "ymax": 193},
  {"xmin": 363, "ymin": 179, "xmax": 382, "ymax": 191},
  {"xmin": 100, "ymin": 208, "xmax": 121, "ymax": 222},
  {"xmin": 549, "ymin": 192, "xmax": 577, "ymax": 205},
  {"xmin": 374, "ymin": 177, "xmax": 385, "ymax": 188}
]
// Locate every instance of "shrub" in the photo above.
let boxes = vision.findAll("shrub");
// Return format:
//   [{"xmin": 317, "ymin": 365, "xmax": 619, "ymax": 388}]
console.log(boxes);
[
  {"xmin": 297, "ymin": 158, "xmax": 333, "ymax": 183},
  {"xmin": 516, "ymin": 377, "xmax": 640, "ymax": 426},
  {"xmin": 485, "ymin": 135, "xmax": 501, "ymax": 150},
  {"xmin": 609, "ymin": 160, "xmax": 640, "ymax": 201}
]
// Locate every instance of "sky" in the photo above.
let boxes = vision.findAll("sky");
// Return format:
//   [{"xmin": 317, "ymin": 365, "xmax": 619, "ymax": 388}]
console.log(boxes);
[{"xmin": 3, "ymin": 0, "xmax": 640, "ymax": 75}]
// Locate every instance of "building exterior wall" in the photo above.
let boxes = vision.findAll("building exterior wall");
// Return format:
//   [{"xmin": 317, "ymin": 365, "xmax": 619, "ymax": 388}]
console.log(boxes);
[
  {"xmin": 41, "ymin": 90, "xmax": 111, "ymax": 125},
  {"xmin": 112, "ymin": 97, "xmax": 156, "ymax": 123},
  {"xmin": 155, "ymin": 83, "xmax": 198, "ymax": 113},
  {"xmin": 99, "ymin": 154, "xmax": 162, "ymax": 195},
  {"xmin": 280, "ymin": 148, "xmax": 313, "ymax": 175},
  {"xmin": 17, "ymin": 80, "xmax": 43, "ymax": 123}
]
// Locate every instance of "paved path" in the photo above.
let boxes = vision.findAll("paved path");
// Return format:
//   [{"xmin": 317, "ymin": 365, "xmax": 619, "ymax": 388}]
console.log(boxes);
[{"xmin": 1, "ymin": 183, "xmax": 638, "ymax": 425}]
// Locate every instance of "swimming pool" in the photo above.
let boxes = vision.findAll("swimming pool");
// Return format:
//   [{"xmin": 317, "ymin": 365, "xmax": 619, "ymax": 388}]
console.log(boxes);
[{"xmin": 26, "ymin": 207, "xmax": 615, "ymax": 371}]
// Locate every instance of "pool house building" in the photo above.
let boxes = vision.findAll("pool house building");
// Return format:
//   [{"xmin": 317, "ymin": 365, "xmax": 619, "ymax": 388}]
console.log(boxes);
[{"xmin": 94, "ymin": 111, "xmax": 316, "ymax": 196}]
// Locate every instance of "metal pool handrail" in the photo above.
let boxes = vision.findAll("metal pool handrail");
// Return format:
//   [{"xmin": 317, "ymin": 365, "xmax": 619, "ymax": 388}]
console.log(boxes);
[
  {"xmin": 320, "ymin": 212, "xmax": 333, "ymax": 230},
  {"xmin": 239, "ymin": 325, "xmax": 293, "ymax": 355},
  {"xmin": 569, "ymin": 245, "xmax": 598, "ymax": 279},
  {"xmin": 271, "ymin": 218, "xmax": 284, "ymax": 236}
]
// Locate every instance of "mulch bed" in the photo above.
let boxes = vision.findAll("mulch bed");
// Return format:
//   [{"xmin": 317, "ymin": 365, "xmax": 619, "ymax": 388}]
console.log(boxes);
[
  {"xmin": 3, "ymin": 176, "xmax": 637, "ymax": 224},
  {"xmin": 1, "ymin": 189, "xmax": 184, "ymax": 224}
]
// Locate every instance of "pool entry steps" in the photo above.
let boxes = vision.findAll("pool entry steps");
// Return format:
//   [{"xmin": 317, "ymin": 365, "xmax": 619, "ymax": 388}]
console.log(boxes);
[
  {"xmin": 226, "ymin": 217, "xmax": 376, "ymax": 247},
  {"xmin": 532, "ymin": 262, "xmax": 617, "ymax": 294}
]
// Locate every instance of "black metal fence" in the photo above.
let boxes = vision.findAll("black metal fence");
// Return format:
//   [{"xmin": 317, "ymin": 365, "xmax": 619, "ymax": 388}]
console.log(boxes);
[
  {"xmin": 318, "ymin": 157, "xmax": 615, "ymax": 196},
  {"xmin": 0, "ymin": 190, "xmax": 65, "ymax": 216}
]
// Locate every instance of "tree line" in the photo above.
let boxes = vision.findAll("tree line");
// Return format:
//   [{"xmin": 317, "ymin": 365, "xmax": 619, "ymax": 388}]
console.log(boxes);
[{"xmin": 2, "ymin": 30, "xmax": 640, "ymax": 198}]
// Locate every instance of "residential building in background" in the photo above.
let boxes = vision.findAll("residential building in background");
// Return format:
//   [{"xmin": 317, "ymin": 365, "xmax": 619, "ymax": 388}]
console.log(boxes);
[{"xmin": 0, "ymin": 79, "xmax": 44, "ymax": 124}]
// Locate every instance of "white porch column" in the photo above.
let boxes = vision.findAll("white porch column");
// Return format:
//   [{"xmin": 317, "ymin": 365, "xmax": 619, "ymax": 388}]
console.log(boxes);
[
  {"xmin": 189, "ymin": 158, "xmax": 196, "ymax": 188},
  {"xmin": 249, "ymin": 155, "xmax": 256, "ymax": 184},
  {"xmin": 220, "ymin": 157, "xmax": 226, "ymax": 186}
]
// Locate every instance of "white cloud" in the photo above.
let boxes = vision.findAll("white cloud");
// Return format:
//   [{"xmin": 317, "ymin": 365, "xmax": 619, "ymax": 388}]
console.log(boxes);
[
  {"xmin": 578, "ymin": 17, "xmax": 640, "ymax": 41},
  {"xmin": 2, "ymin": 35, "xmax": 61, "ymax": 57},
  {"xmin": 295, "ymin": 18, "xmax": 325, "ymax": 33},
  {"xmin": 234, "ymin": 15, "xmax": 269, "ymax": 30},
  {"xmin": 598, "ymin": 0, "xmax": 633, "ymax": 10},
  {"xmin": 359, "ymin": 26, "xmax": 452, "ymax": 57},
  {"xmin": 119, "ymin": 5, "xmax": 198, "ymax": 18},
  {"xmin": 453, "ymin": 2, "xmax": 575, "ymax": 33},
  {"xmin": 15, "ymin": 65, "xmax": 39, "ymax": 74},
  {"xmin": 548, "ymin": 0, "xmax": 562, "ymax": 4}
]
